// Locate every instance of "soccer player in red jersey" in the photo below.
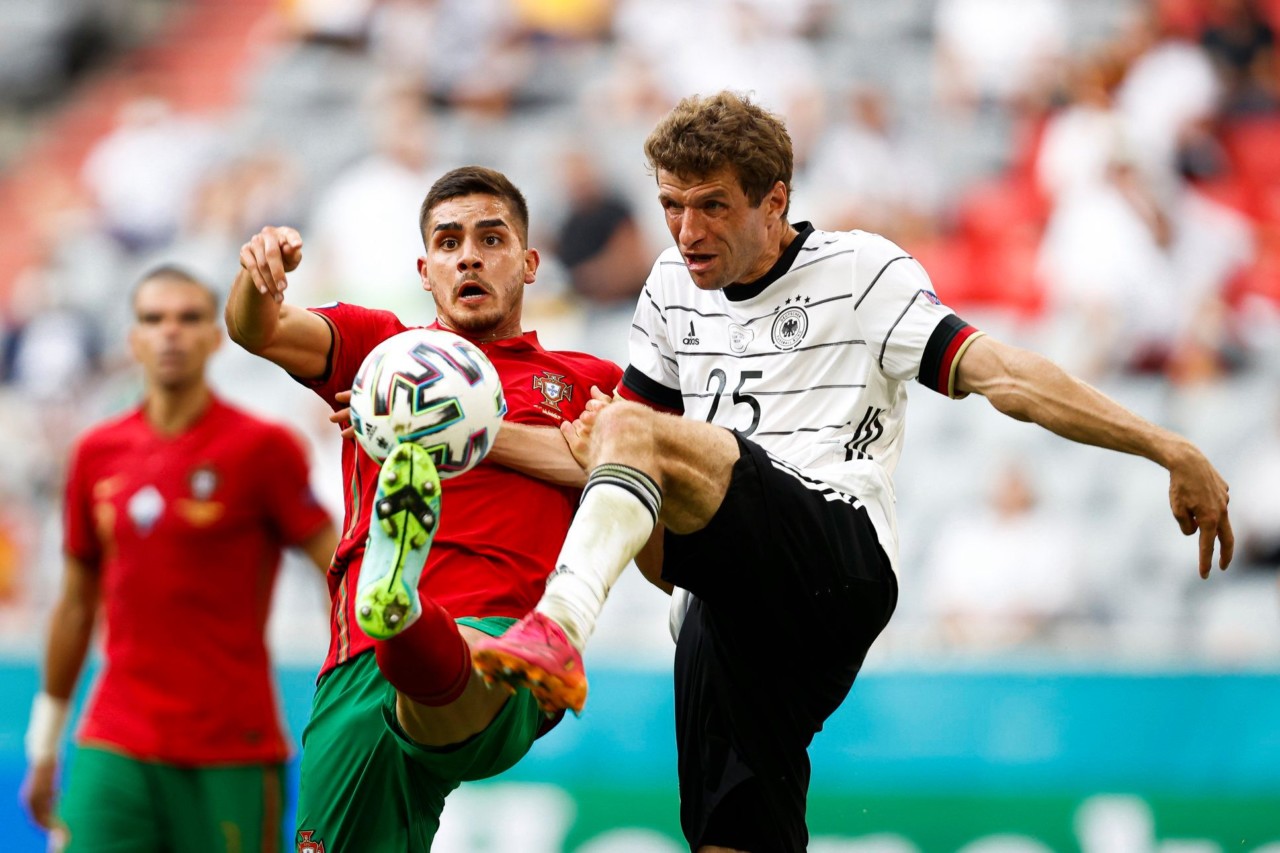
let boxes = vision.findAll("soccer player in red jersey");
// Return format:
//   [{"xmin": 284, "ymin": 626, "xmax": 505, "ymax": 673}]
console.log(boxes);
[
  {"xmin": 228, "ymin": 166, "xmax": 622, "ymax": 850},
  {"xmin": 21, "ymin": 267, "xmax": 338, "ymax": 851}
]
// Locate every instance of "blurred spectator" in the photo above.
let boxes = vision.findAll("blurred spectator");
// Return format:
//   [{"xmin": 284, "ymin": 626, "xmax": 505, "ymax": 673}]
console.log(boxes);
[
  {"xmin": 1036, "ymin": 153, "xmax": 1184, "ymax": 379},
  {"xmin": 1034, "ymin": 51, "xmax": 1131, "ymax": 202},
  {"xmin": 303, "ymin": 76, "xmax": 435, "ymax": 316},
  {"xmin": 0, "ymin": 0, "xmax": 143, "ymax": 111},
  {"xmin": 165, "ymin": 147, "xmax": 307, "ymax": 289},
  {"xmin": 1036, "ymin": 147, "xmax": 1253, "ymax": 382},
  {"xmin": 611, "ymin": 0, "xmax": 827, "ymax": 161},
  {"xmin": 932, "ymin": 0, "xmax": 1069, "ymax": 115},
  {"xmin": 511, "ymin": 0, "xmax": 614, "ymax": 42},
  {"xmin": 368, "ymin": 0, "xmax": 530, "ymax": 115},
  {"xmin": 547, "ymin": 146, "xmax": 654, "ymax": 365},
  {"xmin": 1113, "ymin": 6, "xmax": 1223, "ymax": 190},
  {"xmin": 279, "ymin": 0, "xmax": 373, "ymax": 47},
  {"xmin": 799, "ymin": 83, "xmax": 941, "ymax": 244},
  {"xmin": 1034, "ymin": 25, "xmax": 1255, "ymax": 384},
  {"xmin": 920, "ymin": 459, "xmax": 1087, "ymax": 652},
  {"xmin": 1200, "ymin": 0, "xmax": 1279, "ymax": 116},
  {"xmin": 80, "ymin": 89, "xmax": 219, "ymax": 255}
]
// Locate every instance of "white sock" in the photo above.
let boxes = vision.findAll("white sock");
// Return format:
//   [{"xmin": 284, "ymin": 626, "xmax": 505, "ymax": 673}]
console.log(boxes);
[{"xmin": 537, "ymin": 463, "xmax": 662, "ymax": 651}]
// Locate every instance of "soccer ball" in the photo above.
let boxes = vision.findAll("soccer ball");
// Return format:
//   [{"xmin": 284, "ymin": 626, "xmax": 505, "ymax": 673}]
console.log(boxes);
[{"xmin": 349, "ymin": 328, "xmax": 507, "ymax": 477}]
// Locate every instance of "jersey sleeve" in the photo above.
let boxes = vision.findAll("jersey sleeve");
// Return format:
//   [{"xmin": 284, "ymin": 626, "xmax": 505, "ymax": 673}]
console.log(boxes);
[
  {"xmin": 296, "ymin": 303, "xmax": 407, "ymax": 408},
  {"xmin": 62, "ymin": 436, "xmax": 100, "ymax": 565},
  {"xmin": 257, "ymin": 426, "xmax": 333, "ymax": 545},
  {"xmin": 852, "ymin": 235, "xmax": 984, "ymax": 398},
  {"xmin": 620, "ymin": 260, "xmax": 684, "ymax": 413}
]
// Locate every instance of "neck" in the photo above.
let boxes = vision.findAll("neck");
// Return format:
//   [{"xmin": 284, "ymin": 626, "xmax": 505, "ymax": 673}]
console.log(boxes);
[
  {"xmin": 143, "ymin": 383, "xmax": 211, "ymax": 436},
  {"xmin": 439, "ymin": 318, "xmax": 523, "ymax": 345},
  {"xmin": 739, "ymin": 220, "xmax": 799, "ymax": 286},
  {"xmin": 776, "ymin": 220, "xmax": 799, "ymax": 255}
]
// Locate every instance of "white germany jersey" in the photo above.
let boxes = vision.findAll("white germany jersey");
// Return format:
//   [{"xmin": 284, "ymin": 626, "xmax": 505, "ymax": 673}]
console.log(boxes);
[{"xmin": 623, "ymin": 224, "xmax": 984, "ymax": 571}]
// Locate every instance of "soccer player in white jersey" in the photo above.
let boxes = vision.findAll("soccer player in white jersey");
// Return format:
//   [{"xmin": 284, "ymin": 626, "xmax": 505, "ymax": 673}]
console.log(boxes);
[{"xmin": 473, "ymin": 91, "xmax": 1234, "ymax": 853}]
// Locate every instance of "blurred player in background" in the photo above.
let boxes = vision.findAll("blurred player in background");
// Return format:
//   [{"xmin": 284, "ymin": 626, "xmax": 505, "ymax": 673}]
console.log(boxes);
[
  {"xmin": 474, "ymin": 91, "xmax": 1235, "ymax": 853},
  {"xmin": 228, "ymin": 166, "xmax": 621, "ymax": 850},
  {"xmin": 21, "ymin": 266, "xmax": 338, "ymax": 851}
]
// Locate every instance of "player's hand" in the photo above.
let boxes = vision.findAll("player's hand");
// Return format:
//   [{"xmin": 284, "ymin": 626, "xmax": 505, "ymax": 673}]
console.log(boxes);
[
  {"xmin": 330, "ymin": 389, "xmax": 355, "ymax": 440},
  {"xmin": 586, "ymin": 385, "xmax": 614, "ymax": 413},
  {"xmin": 560, "ymin": 386, "xmax": 612, "ymax": 469},
  {"xmin": 21, "ymin": 759, "xmax": 58, "ymax": 830},
  {"xmin": 1167, "ymin": 446, "xmax": 1234, "ymax": 579},
  {"xmin": 561, "ymin": 412, "xmax": 594, "ymax": 470},
  {"xmin": 239, "ymin": 226, "xmax": 303, "ymax": 304}
]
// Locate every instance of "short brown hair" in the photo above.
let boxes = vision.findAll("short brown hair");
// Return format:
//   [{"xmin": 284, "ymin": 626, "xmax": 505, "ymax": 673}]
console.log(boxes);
[
  {"xmin": 132, "ymin": 264, "xmax": 219, "ymax": 315},
  {"xmin": 643, "ymin": 91, "xmax": 793, "ymax": 216},
  {"xmin": 419, "ymin": 166, "xmax": 531, "ymax": 246}
]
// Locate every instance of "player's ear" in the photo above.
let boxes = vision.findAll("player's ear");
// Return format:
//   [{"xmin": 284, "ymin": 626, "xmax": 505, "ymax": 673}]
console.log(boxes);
[
  {"xmin": 417, "ymin": 256, "xmax": 432, "ymax": 292},
  {"xmin": 524, "ymin": 247, "xmax": 540, "ymax": 285},
  {"xmin": 765, "ymin": 181, "xmax": 788, "ymax": 219}
]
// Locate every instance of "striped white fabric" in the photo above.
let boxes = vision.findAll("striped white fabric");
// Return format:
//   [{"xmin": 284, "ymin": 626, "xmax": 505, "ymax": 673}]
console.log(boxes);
[{"xmin": 628, "ymin": 227, "xmax": 963, "ymax": 573}]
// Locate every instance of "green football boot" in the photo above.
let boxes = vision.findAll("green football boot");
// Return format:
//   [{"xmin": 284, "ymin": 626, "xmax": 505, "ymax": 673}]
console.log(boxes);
[{"xmin": 355, "ymin": 442, "xmax": 442, "ymax": 640}]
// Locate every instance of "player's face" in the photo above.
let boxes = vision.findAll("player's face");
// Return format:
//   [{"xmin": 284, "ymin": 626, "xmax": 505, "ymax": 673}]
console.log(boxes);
[
  {"xmin": 419, "ymin": 194, "xmax": 539, "ymax": 341},
  {"xmin": 656, "ymin": 167, "xmax": 788, "ymax": 291},
  {"xmin": 129, "ymin": 279, "xmax": 221, "ymax": 391}
]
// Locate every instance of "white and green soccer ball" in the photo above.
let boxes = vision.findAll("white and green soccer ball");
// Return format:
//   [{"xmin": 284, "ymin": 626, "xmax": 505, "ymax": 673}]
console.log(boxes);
[{"xmin": 349, "ymin": 328, "xmax": 507, "ymax": 477}]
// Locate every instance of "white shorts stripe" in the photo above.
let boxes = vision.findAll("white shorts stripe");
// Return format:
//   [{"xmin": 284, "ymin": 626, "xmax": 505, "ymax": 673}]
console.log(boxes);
[{"xmin": 764, "ymin": 451, "xmax": 864, "ymax": 509}]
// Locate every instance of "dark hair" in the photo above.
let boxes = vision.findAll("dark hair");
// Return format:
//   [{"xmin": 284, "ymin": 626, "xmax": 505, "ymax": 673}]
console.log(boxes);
[
  {"xmin": 131, "ymin": 264, "xmax": 219, "ymax": 315},
  {"xmin": 644, "ymin": 91, "xmax": 793, "ymax": 217},
  {"xmin": 419, "ymin": 166, "xmax": 531, "ymax": 246}
]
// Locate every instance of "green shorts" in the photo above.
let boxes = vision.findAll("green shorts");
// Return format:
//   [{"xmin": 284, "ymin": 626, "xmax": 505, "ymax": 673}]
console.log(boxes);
[
  {"xmin": 293, "ymin": 617, "xmax": 545, "ymax": 852},
  {"xmin": 59, "ymin": 745, "xmax": 285, "ymax": 852}
]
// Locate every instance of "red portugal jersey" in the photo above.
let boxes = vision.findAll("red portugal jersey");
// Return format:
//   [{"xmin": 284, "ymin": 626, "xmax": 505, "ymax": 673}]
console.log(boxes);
[
  {"xmin": 300, "ymin": 303, "xmax": 622, "ymax": 676},
  {"xmin": 63, "ymin": 397, "xmax": 332, "ymax": 765}
]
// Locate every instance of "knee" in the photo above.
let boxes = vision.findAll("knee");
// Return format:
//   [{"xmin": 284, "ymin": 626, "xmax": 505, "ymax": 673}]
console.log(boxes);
[{"xmin": 595, "ymin": 400, "xmax": 656, "ymax": 445}]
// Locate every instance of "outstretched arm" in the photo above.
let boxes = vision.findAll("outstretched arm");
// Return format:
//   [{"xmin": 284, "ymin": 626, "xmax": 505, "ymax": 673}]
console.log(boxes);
[
  {"xmin": 488, "ymin": 422, "xmax": 589, "ymax": 488},
  {"xmin": 226, "ymin": 226, "xmax": 333, "ymax": 379},
  {"xmin": 954, "ymin": 335, "xmax": 1233, "ymax": 578},
  {"xmin": 22, "ymin": 556, "xmax": 101, "ymax": 830}
]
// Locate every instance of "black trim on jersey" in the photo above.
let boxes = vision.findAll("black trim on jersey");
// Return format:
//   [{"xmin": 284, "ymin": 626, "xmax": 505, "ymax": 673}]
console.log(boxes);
[
  {"xmin": 724, "ymin": 222, "xmax": 816, "ymax": 302},
  {"xmin": 919, "ymin": 313, "xmax": 971, "ymax": 393},
  {"xmin": 855, "ymin": 255, "xmax": 912, "ymax": 309},
  {"xmin": 290, "ymin": 310, "xmax": 338, "ymax": 388},
  {"xmin": 622, "ymin": 366, "xmax": 684, "ymax": 412}
]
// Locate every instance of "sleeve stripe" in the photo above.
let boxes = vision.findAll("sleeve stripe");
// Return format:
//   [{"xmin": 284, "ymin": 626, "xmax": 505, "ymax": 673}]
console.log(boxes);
[
  {"xmin": 919, "ymin": 314, "xmax": 984, "ymax": 397},
  {"xmin": 944, "ymin": 328, "xmax": 984, "ymax": 398},
  {"xmin": 620, "ymin": 366, "xmax": 683, "ymax": 414},
  {"xmin": 855, "ymin": 255, "xmax": 911, "ymax": 309}
]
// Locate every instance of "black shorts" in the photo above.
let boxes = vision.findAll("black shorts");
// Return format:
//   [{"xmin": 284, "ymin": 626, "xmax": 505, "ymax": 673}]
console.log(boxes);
[{"xmin": 662, "ymin": 434, "xmax": 898, "ymax": 853}]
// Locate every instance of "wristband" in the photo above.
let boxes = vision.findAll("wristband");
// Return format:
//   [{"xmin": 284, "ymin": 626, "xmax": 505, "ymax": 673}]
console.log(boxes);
[{"xmin": 24, "ymin": 693, "xmax": 69, "ymax": 764}]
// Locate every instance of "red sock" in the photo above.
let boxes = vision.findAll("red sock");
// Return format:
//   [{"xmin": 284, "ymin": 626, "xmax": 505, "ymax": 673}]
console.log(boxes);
[{"xmin": 374, "ymin": 597, "xmax": 471, "ymax": 707}]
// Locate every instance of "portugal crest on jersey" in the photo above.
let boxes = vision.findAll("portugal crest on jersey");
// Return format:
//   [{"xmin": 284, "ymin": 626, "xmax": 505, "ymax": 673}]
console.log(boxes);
[
  {"xmin": 771, "ymin": 306, "xmax": 809, "ymax": 351},
  {"xmin": 533, "ymin": 371, "xmax": 574, "ymax": 416},
  {"xmin": 296, "ymin": 830, "xmax": 326, "ymax": 853}
]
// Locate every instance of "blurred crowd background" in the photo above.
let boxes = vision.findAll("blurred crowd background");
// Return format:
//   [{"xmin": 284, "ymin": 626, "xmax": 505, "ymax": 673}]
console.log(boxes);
[{"xmin": 0, "ymin": 0, "xmax": 1277, "ymax": 669}]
